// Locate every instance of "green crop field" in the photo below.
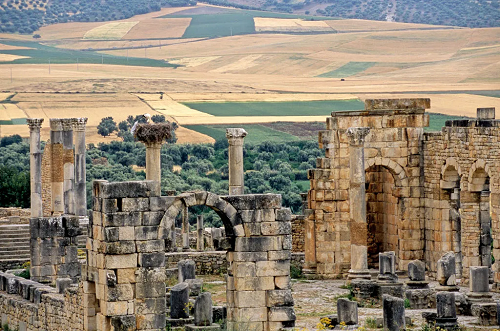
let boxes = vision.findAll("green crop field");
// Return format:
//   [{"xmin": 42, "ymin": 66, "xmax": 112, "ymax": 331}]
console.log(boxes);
[
  {"xmin": 181, "ymin": 99, "xmax": 365, "ymax": 116},
  {"xmin": 0, "ymin": 40, "xmax": 177, "ymax": 67},
  {"xmin": 163, "ymin": 8, "xmax": 337, "ymax": 38},
  {"xmin": 427, "ymin": 113, "xmax": 469, "ymax": 131},
  {"xmin": 184, "ymin": 124, "xmax": 300, "ymax": 144},
  {"xmin": 318, "ymin": 62, "xmax": 376, "ymax": 78}
]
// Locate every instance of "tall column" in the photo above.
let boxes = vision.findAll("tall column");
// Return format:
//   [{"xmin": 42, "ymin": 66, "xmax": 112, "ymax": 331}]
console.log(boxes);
[
  {"xmin": 226, "ymin": 128, "xmax": 247, "ymax": 195},
  {"xmin": 182, "ymin": 205, "xmax": 189, "ymax": 250},
  {"xmin": 346, "ymin": 127, "xmax": 371, "ymax": 280},
  {"xmin": 61, "ymin": 119, "xmax": 75, "ymax": 215},
  {"xmin": 197, "ymin": 215, "xmax": 204, "ymax": 251},
  {"xmin": 27, "ymin": 118, "xmax": 44, "ymax": 217},
  {"xmin": 73, "ymin": 117, "xmax": 87, "ymax": 217},
  {"xmin": 50, "ymin": 119, "xmax": 64, "ymax": 215},
  {"xmin": 479, "ymin": 191, "xmax": 492, "ymax": 268},
  {"xmin": 145, "ymin": 142, "xmax": 162, "ymax": 196}
]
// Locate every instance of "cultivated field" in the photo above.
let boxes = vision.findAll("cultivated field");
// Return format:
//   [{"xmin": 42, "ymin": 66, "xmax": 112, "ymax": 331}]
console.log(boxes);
[{"xmin": 0, "ymin": 5, "xmax": 498, "ymax": 144}]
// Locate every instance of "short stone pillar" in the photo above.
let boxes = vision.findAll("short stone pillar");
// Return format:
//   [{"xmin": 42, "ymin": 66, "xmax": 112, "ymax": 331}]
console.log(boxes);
[
  {"xmin": 27, "ymin": 118, "xmax": 44, "ymax": 217},
  {"xmin": 197, "ymin": 215, "xmax": 204, "ymax": 251},
  {"xmin": 469, "ymin": 266, "xmax": 496, "ymax": 326},
  {"xmin": 61, "ymin": 118, "xmax": 75, "ymax": 215},
  {"xmin": 145, "ymin": 142, "xmax": 162, "ymax": 196},
  {"xmin": 30, "ymin": 216, "xmax": 82, "ymax": 284},
  {"xmin": 477, "ymin": 107, "xmax": 495, "ymax": 120},
  {"xmin": 405, "ymin": 260, "xmax": 432, "ymax": 309},
  {"xmin": 50, "ymin": 119, "xmax": 64, "ymax": 215},
  {"xmin": 377, "ymin": 252, "xmax": 404, "ymax": 299},
  {"xmin": 382, "ymin": 295, "xmax": 405, "ymax": 331},
  {"xmin": 73, "ymin": 117, "xmax": 87, "ymax": 217},
  {"xmin": 178, "ymin": 259, "xmax": 196, "ymax": 283},
  {"xmin": 337, "ymin": 298, "xmax": 358, "ymax": 325},
  {"xmin": 436, "ymin": 292, "xmax": 458, "ymax": 330},
  {"xmin": 226, "ymin": 128, "xmax": 247, "ymax": 195},
  {"xmin": 186, "ymin": 292, "xmax": 221, "ymax": 331},
  {"xmin": 346, "ymin": 127, "xmax": 371, "ymax": 281},
  {"xmin": 171, "ymin": 282, "xmax": 190, "ymax": 319},
  {"xmin": 436, "ymin": 252, "xmax": 459, "ymax": 291}
]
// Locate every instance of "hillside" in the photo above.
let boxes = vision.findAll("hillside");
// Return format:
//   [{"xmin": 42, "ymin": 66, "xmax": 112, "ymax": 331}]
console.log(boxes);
[{"xmin": 1, "ymin": 0, "xmax": 499, "ymax": 35}]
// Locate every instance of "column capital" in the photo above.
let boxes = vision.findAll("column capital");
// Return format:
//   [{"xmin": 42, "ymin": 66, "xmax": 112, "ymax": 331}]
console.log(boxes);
[
  {"xmin": 27, "ymin": 118, "xmax": 44, "ymax": 132},
  {"xmin": 226, "ymin": 128, "xmax": 247, "ymax": 144},
  {"xmin": 346, "ymin": 127, "xmax": 370, "ymax": 146},
  {"xmin": 49, "ymin": 118, "xmax": 64, "ymax": 131},
  {"xmin": 72, "ymin": 117, "xmax": 88, "ymax": 132},
  {"xmin": 61, "ymin": 118, "xmax": 74, "ymax": 131}
]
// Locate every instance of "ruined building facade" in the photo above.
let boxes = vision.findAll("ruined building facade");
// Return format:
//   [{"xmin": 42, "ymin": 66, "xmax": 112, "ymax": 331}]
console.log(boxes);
[{"xmin": 304, "ymin": 99, "xmax": 500, "ymax": 284}]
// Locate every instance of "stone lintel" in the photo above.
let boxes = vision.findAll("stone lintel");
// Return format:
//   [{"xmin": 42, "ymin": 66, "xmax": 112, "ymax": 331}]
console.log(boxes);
[
  {"xmin": 346, "ymin": 127, "xmax": 370, "ymax": 146},
  {"xmin": 27, "ymin": 118, "xmax": 44, "ymax": 131},
  {"xmin": 72, "ymin": 117, "xmax": 88, "ymax": 131},
  {"xmin": 364, "ymin": 98, "xmax": 430, "ymax": 111}
]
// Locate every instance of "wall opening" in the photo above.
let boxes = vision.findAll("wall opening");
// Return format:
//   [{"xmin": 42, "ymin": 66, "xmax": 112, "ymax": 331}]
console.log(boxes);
[{"xmin": 365, "ymin": 165, "xmax": 399, "ymax": 269}]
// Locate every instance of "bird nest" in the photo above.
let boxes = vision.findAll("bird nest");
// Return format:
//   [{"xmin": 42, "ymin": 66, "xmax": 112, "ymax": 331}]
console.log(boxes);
[{"xmin": 134, "ymin": 123, "xmax": 173, "ymax": 144}]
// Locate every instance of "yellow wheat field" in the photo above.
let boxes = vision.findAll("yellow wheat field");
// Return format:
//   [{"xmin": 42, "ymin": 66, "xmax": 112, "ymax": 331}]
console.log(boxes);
[
  {"xmin": 83, "ymin": 22, "xmax": 139, "ymax": 40},
  {"xmin": 0, "ymin": 54, "xmax": 29, "ymax": 61},
  {"xmin": 254, "ymin": 17, "xmax": 334, "ymax": 32},
  {"xmin": 168, "ymin": 56, "xmax": 221, "ymax": 68}
]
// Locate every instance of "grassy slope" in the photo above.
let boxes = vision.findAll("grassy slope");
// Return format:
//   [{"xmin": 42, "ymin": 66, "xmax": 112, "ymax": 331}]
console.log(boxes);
[
  {"xmin": 318, "ymin": 62, "xmax": 377, "ymax": 78},
  {"xmin": 181, "ymin": 100, "xmax": 365, "ymax": 116},
  {"xmin": 183, "ymin": 124, "xmax": 300, "ymax": 143}
]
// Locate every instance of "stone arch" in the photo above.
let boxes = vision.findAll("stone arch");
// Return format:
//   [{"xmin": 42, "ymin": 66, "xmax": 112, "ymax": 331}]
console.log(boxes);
[
  {"xmin": 441, "ymin": 157, "xmax": 462, "ymax": 188},
  {"xmin": 468, "ymin": 159, "xmax": 492, "ymax": 192},
  {"xmin": 365, "ymin": 160, "xmax": 407, "ymax": 269},
  {"xmin": 365, "ymin": 157, "xmax": 408, "ymax": 188},
  {"xmin": 158, "ymin": 191, "xmax": 242, "ymax": 246}
]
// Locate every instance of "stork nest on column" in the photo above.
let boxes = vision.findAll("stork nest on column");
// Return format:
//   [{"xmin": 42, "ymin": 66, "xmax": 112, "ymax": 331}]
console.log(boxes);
[{"xmin": 134, "ymin": 122, "xmax": 173, "ymax": 144}]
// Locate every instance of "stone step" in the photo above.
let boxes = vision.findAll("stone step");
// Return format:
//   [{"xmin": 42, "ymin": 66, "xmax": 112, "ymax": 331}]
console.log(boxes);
[
  {"xmin": 0, "ymin": 234, "xmax": 30, "ymax": 239},
  {"xmin": 0, "ymin": 241, "xmax": 29, "ymax": 247}
]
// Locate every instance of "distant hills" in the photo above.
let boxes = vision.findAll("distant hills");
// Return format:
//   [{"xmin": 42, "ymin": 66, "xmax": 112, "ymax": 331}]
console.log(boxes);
[{"xmin": 1, "ymin": 0, "xmax": 499, "ymax": 35}]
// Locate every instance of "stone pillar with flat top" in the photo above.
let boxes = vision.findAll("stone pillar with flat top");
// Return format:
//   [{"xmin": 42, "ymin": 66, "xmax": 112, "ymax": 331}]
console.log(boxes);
[
  {"xmin": 50, "ymin": 118, "xmax": 64, "ymax": 215},
  {"xmin": 27, "ymin": 118, "xmax": 44, "ymax": 217},
  {"xmin": 145, "ymin": 142, "xmax": 162, "ymax": 196},
  {"xmin": 346, "ymin": 127, "xmax": 371, "ymax": 281},
  {"xmin": 73, "ymin": 117, "xmax": 87, "ymax": 217},
  {"xmin": 226, "ymin": 128, "xmax": 247, "ymax": 195}
]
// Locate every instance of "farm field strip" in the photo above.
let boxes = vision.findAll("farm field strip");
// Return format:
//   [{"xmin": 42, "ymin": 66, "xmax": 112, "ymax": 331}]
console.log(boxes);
[
  {"xmin": 254, "ymin": 17, "xmax": 334, "ymax": 33},
  {"xmin": 318, "ymin": 62, "xmax": 376, "ymax": 78},
  {"xmin": 122, "ymin": 18, "xmax": 192, "ymax": 40},
  {"xmin": 83, "ymin": 22, "xmax": 139, "ymax": 40},
  {"xmin": 136, "ymin": 95, "xmax": 215, "ymax": 118}
]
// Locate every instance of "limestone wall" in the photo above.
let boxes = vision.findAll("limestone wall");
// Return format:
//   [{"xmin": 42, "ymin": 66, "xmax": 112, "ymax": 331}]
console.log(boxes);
[
  {"xmin": 0, "ymin": 208, "xmax": 30, "ymax": 224},
  {"xmin": 423, "ymin": 119, "xmax": 500, "ymax": 281},
  {"xmin": 0, "ymin": 272, "xmax": 84, "ymax": 331},
  {"xmin": 291, "ymin": 216, "xmax": 305, "ymax": 253}
]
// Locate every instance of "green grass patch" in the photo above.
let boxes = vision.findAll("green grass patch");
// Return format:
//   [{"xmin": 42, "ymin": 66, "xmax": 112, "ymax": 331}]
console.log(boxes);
[
  {"xmin": 0, "ymin": 40, "xmax": 177, "ymax": 67},
  {"xmin": 181, "ymin": 99, "xmax": 364, "ymax": 116},
  {"xmin": 427, "ymin": 113, "xmax": 470, "ymax": 131},
  {"xmin": 184, "ymin": 124, "xmax": 300, "ymax": 144},
  {"xmin": 182, "ymin": 13, "xmax": 255, "ymax": 38},
  {"xmin": 296, "ymin": 180, "xmax": 311, "ymax": 191},
  {"xmin": 318, "ymin": 62, "xmax": 376, "ymax": 78},
  {"xmin": 0, "ymin": 118, "xmax": 26, "ymax": 125}
]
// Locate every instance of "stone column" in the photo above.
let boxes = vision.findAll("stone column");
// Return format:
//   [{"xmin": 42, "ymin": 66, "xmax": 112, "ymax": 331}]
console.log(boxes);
[
  {"xmin": 182, "ymin": 205, "xmax": 189, "ymax": 250},
  {"xmin": 197, "ymin": 215, "xmax": 204, "ymax": 251},
  {"xmin": 346, "ymin": 127, "xmax": 371, "ymax": 280},
  {"xmin": 226, "ymin": 128, "xmax": 247, "ymax": 195},
  {"xmin": 145, "ymin": 142, "xmax": 162, "ymax": 196},
  {"xmin": 61, "ymin": 119, "xmax": 75, "ymax": 215},
  {"xmin": 73, "ymin": 118, "xmax": 87, "ymax": 217},
  {"xmin": 50, "ymin": 119, "xmax": 64, "ymax": 215},
  {"xmin": 27, "ymin": 118, "xmax": 44, "ymax": 217},
  {"xmin": 479, "ymin": 191, "xmax": 492, "ymax": 268}
]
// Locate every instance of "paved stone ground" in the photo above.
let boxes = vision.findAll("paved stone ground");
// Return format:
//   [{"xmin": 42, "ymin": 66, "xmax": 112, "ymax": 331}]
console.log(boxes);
[{"xmin": 292, "ymin": 278, "xmax": 500, "ymax": 330}]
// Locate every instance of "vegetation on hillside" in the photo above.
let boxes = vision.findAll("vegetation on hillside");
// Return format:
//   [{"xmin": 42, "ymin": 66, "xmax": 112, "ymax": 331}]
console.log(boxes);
[{"xmin": 0, "ymin": 0, "xmax": 196, "ymax": 34}]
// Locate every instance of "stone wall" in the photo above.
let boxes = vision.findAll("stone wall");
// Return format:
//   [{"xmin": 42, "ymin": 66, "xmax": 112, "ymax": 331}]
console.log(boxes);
[
  {"xmin": 0, "ymin": 272, "xmax": 84, "ymax": 331},
  {"xmin": 292, "ymin": 216, "xmax": 305, "ymax": 253},
  {"xmin": 0, "ymin": 208, "xmax": 30, "ymax": 224}
]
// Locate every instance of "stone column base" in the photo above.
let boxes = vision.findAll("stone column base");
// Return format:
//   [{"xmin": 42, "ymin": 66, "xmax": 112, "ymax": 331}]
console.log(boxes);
[
  {"xmin": 405, "ymin": 289, "xmax": 434, "ymax": 309},
  {"xmin": 471, "ymin": 303, "xmax": 497, "ymax": 326},
  {"xmin": 350, "ymin": 279, "xmax": 376, "ymax": 299},
  {"xmin": 347, "ymin": 269, "xmax": 371, "ymax": 281},
  {"xmin": 166, "ymin": 317, "xmax": 195, "ymax": 328},
  {"xmin": 186, "ymin": 324, "xmax": 221, "ymax": 331},
  {"xmin": 376, "ymin": 282, "xmax": 404, "ymax": 299},
  {"xmin": 435, "ymin": 285, "xmax": 459, "ymax": 292},
  {"xmin": 435, "ymin": 318, "xmax": 457, "ymax": 331},
  {"xmin": 467, "ymin": 292, "xmax": 494, "ymax": 303}
]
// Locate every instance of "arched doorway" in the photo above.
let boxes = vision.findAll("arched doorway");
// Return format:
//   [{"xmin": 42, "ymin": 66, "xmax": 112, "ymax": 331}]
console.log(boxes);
[
  {"xmin": 441, "ymin": 162, "xmax": 462, "ymax": 278},
  {"xmin": 365, "ymin": 165, "xmax": 400, "ymax": 269}
]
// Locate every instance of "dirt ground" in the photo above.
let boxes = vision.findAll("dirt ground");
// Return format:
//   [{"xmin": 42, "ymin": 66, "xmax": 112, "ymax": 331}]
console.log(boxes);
[{"xmin": 200, "ymin": 274, "xmax": 500, "ymax": 330}]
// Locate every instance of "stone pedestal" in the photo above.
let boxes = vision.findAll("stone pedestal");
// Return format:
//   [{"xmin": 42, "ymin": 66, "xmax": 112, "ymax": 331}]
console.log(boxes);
[
  {"xmin": 436, "ymin": 252, "xmax": 459, "ymax": 292},
  {"xmin": 72, "ymin": 117, "xmax": 87, "ymax": 217},
  {"xmin": 145, "ymin": 142, "xmax": 162, "ymax": 196},
  {"xmin": 27, "ymin": 118, "xmax": 44, "ymax": 217},
  {"xmin": 467, "ymin": 266, "xmax": 493, "ymax": 303},
  {"xmin": 383, "ymin": 295, "xmax": 405, "ymax": 331},
  {"xmin": 346, "ymin": 127, "xmax": 371, "ymax": 281},
  {"xmin": 405, "ymin": 260, "xmax": 432, "ymax": 309},
  {"xmin": 337, "ymin": 298, "xmax": 358, "ymax": 325},
  {"xmin": 378, "ymin": 252, "xmax": 398, "ymax": 282},
  {"xmin": 178, "ymin": 259, "xmax": 196, "ymax": 283},
  {"xmin": 436, "ymin": 292, "xmax": 458, "ymax": 330},
  {"xmin": 226, "ymin": 128, "xmax": 247, "ymax": 195}
]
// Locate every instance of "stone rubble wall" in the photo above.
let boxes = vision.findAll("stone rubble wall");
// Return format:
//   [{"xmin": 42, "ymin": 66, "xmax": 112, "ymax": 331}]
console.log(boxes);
[
  {"xmin": 0, "ymin": 272, "xmax": 84, "ymax": 331},
  {"xmin": 291, "ymin": 216, "xmax": 305, "ymax": 253},
  {"xmin": 0, "ymin": 208, "xmax": 31, "ymax": 224}
]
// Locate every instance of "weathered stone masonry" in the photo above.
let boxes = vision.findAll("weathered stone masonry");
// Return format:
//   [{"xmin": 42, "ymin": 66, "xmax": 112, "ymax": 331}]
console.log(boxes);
[{"xmin": 305, "ymin": 99, "xmax": 500, "ymax": 284}]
